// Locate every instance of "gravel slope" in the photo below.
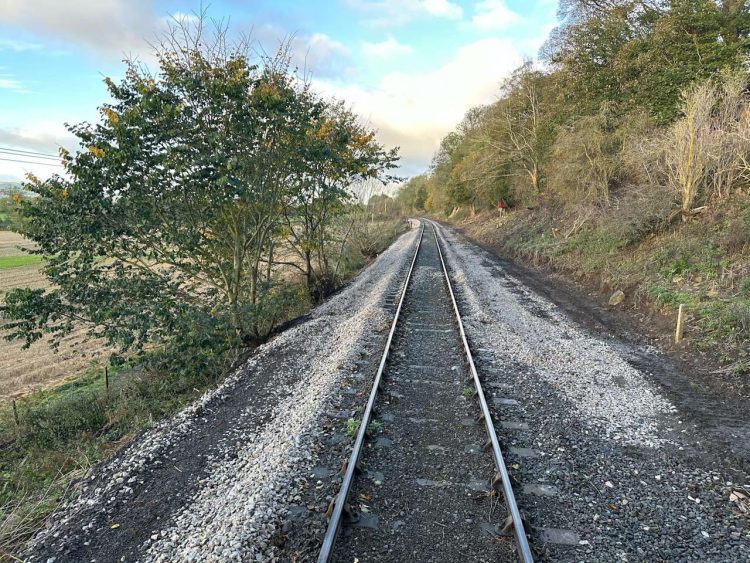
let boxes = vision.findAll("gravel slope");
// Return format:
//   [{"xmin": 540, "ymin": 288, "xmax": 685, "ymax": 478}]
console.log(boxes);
[
  {"xmin": 22, "ymin": 220, "xmax": 750, "ymax": 562},
  {"xmin": 434, "ymin": 222, "xmax": 750, "ymax": 561},
  {"xmin": 23, "ymin": 226, "xmax": 420, "ymax": 563}
]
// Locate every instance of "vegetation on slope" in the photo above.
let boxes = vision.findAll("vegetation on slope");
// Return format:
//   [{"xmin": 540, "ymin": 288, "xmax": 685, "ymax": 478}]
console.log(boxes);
[{"xmin": 396, "ymin": 0, "xmax": 750, "ymax": 376}]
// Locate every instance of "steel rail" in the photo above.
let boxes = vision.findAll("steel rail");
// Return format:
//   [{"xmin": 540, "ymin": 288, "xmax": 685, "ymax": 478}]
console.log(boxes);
[
  {"xmin": 430, "ymin": 220, "xmax": 534, "ymax": 563},
  {"xmin": 317, "ymin": 221, "xmax": 425, "ymax": 563}
]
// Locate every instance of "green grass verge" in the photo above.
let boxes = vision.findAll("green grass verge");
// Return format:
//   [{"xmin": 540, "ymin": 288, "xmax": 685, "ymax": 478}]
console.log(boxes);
[
  {"xmin": 458, "ymin": 198, "xmax": 750, "ymax": 374},
  {"xmin": 0, "ymin": 354, "xmax": 230, "ymax": 559},
  {"xmin": 0, "ymin": 255, "xmax": 43, "ymax": 269}
]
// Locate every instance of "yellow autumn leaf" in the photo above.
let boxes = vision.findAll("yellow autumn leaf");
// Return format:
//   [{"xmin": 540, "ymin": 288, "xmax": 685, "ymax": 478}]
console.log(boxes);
[
  {"xmin": 104, "ymin": 108, "xmax": 119, "ymax": 125},
  {"xmin": 88, "ymin": 146, "xmax": 105, "ymax": 158}
]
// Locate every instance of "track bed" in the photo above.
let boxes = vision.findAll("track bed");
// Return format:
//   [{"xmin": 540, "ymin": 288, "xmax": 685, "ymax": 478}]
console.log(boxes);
[{"xmin": 330, "ymin": 225, "xmax": 515, "ymax": 562}]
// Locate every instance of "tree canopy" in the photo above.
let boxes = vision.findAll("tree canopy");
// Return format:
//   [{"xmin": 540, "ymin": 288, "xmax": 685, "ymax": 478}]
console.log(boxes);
[
  {"xmin": 397, "ymin": 0, "xmax": 750, "ymax": 218},
  {"xmin": 2, "ymin": 22, "xmax": 398, "ymax": 360}
]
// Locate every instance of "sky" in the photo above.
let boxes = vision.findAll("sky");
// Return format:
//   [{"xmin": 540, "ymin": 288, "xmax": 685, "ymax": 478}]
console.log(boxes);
[{"xmin": 0, "ymin": 0, "xmax": 558, "ymax": 183}]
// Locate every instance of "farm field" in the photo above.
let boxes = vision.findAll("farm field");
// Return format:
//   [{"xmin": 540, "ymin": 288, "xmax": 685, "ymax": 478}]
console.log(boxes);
[
  {"xmin": 0, "ymin": 230, "xmax": 110, "ymax": 400},
  {"xmin": 0, "ymin": 230, "xmax": 35, "ymax": 257}
]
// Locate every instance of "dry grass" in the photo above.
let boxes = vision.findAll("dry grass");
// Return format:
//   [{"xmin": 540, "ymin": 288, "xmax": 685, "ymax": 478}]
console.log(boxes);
[
  {"xmin": 0, "ymin": 327, "xmax": 109, "ymax": 401},
  {"xmin": 0, "ymin": 231, "xmax": 110, "ymax": 401},
  {"xmin": 0, "ymin": 231, "xmax": 35, "ymax": 258},
  {"xmin": 0, "ymin": 464, "xmax": 88, "ymax": 561}
]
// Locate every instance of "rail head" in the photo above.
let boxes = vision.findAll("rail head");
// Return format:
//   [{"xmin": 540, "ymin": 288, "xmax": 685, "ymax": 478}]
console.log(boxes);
[
  {"xmin": 429, "ymin": 219, "xmax": 534, "ymax": 563},
  {"xmin": 317, "ymin": 221, "xmax": 425, "ymax": 563}
]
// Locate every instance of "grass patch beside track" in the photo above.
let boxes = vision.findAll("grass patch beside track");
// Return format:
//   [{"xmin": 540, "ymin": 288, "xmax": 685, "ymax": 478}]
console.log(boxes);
[
  {"xmin": 0, "ymin": 355, "xmax": 227, "ymax": 560},
  {"xmin": 0, "ymin": 256, "xmax": 43, "ymax": 269}
]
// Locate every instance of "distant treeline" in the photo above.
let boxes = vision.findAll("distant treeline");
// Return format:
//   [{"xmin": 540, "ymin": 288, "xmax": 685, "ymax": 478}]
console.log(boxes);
[{"xmin": 398, "ymin": 0, "xmax": 750, "ymax": 224}]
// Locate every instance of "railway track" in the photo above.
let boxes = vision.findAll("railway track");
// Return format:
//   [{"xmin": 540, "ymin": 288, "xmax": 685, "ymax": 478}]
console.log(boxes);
[{"xmin": 318, "ymin": 220, "xmax": 533, "ymax": 562}]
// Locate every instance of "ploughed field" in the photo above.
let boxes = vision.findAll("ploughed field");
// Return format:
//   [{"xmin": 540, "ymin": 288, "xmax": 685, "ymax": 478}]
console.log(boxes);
[{"xmin": 0, "ymin": 231, "xmax": 109, "ymax": 400}]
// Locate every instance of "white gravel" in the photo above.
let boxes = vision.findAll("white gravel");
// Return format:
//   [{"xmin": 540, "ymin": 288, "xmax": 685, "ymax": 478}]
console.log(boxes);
[
  {"xmin": 434, "ymin": 224, "xmax": 676, "ymax": 447},
  {"xmin": 141, "ymin": 225, "xmax": 419, "ymax": 562},
  {"xmin": 431, "ymin": 223, "xmax": 749, "ymax": 561},
  {"xmin": 24, "ymin": 225, "xmax": 420, "ymax": 562}
]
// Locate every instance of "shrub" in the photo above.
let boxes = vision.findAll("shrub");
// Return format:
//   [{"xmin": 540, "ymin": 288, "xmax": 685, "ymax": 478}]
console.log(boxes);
[
  {"xmin": 602, "ymin": 183, "xmax": 675, "ymax": 246},
  {"xmin": 547, "ymin": 104, "xmax": 624, "ymax": 206},
  {"xmin": 740, "ymin": 277, "xmax": 750, "ymax": 298},
  {"xmin": 348, "ymin": 216, "xmax": 407, "ymax": 260},
  {"xmin": 664, "ymin": 74, "xmax": 750, "ymax": 219},
  {"xmin": 723, "ymin": 210, "xmax": 750, "ymax": 254},
  {"xmin": 16, "ymin": 390, "xmax": 108, "ymax": 449}
]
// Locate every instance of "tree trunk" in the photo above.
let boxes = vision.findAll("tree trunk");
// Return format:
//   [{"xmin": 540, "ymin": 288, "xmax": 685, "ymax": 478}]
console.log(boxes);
[{"xmin": 305, "ymin": 249, "xmax": 314, "ymax": 297}]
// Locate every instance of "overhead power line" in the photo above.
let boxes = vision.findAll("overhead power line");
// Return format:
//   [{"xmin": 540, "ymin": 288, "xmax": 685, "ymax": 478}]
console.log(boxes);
[
  {"xmin": 0, "ymin": 156, "xmax": 64, "ymax": 167},
  {"xmin": 0, "ymin": 146, "xmax": 62, "ymax": 161}
]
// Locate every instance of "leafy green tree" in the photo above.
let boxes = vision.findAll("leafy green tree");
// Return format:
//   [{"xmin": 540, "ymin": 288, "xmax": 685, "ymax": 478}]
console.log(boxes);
[
  {"xmin": 620, "ymin": 0, "xmax": 750, "ymax": 122},
  {"xmin": 1, "ymin": 21, "xmax": 397, "ymax": 358},
  {"xmin": 396, "ymin": 175, "xmax": 429, "ymax": 212},
  {"xmin": 545, "ymin": 0, "xmax": 750, "ymax": 122},
  {"xmin": 0, "ymin": 188, "xmax": 29, "ymax": 231},
  {"xmin": 281, "ymin": 102, "xmax": 398, "ymax": 299}
]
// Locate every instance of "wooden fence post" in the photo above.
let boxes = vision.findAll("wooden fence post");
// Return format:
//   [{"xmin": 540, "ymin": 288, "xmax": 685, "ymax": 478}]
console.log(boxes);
[{"xmin": 675, "ymin": 304, "xmax": 685, "ymax": 343}]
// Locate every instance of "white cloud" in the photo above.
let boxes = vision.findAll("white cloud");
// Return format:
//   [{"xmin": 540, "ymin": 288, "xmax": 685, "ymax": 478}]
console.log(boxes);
[
  {"xmin": 315, "ymin": 38, "xmax": 524, "ymax": 175},
  {"xmin": 302, "ymin": 33, "xmax": 351, "ymax": 75},
  {"xmin": 473, "ymin": 0, "xmax": 523, "ymax": 31},
  {"xmin": 0, "ymin": 76, "xmax": 25, "ymax": 91},
  {"xmin": 422, "ymin": 0, "xmax": 463, "ymax": 18},
  {"xmin": 0, "ymin": 0, "xmax": 160, "ymax": 58},
  {"xmin": 168, "ymin": 11, "xmax": 201, "ymax": 26},
  {"xmin": 348, "ymin": 0, "xmax": 463, "ymax": 27},
  {"xmin": 0, "ymin": 2, "xmax": 353, "ymax": 79},
  {"xmin": 0, "ymin": 123, "xmax": 76, "ymax": 182},
  {"xmin": 0, "ymin": 67, "xmax": 29, "ymax": 92},
  {"xmin": 252, "ymin": 26, "xmax": 352, "ymax": 78},
  {"xmin": 0, "ymin": 38, "xmax": 42, "ymax": 52},
  {"xmin": 362, "ymin": 36, "xmax": 414, "ymax": 58}
]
